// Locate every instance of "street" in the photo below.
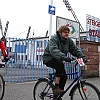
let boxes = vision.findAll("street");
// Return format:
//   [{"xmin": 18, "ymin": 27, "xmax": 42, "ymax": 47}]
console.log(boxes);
[{"xmin": 2, "ymin": 77, "xmax": 100, "ymax": 100}]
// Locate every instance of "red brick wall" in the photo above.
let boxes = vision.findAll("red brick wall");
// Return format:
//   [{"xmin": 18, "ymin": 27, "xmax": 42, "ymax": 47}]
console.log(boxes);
[{"xmin": 76, "ymin": 40, "xmax": 99, "ymax": 77}]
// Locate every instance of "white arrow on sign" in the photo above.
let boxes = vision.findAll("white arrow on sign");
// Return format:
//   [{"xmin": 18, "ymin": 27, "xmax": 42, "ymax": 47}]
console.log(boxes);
[{"xmin": 50, "ymin": 7, "xmax": 55, "ymax": 11}]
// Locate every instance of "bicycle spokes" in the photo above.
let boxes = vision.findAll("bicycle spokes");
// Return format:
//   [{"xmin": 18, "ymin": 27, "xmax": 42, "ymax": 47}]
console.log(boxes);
[{"xmin": 72, "ymin": 83, "xmax": 100, "ymax": 100}]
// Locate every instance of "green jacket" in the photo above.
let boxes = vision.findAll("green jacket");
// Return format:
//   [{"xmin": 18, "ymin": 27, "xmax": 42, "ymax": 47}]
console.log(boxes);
[{"xmin": 42, "ymin": 32, "xmax": 85, "ymax": 64}]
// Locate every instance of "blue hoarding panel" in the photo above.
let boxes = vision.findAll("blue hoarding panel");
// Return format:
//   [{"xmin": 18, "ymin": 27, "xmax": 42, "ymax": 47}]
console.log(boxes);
[{"xmin": 15, "ymin": 44, "xmax": 26, "ymax": 53}]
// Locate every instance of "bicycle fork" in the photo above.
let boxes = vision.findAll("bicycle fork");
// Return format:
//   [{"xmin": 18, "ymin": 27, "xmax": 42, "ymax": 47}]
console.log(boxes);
[{"xmin": 77, "ymin": 80, "xmax": 88, "ymax": 100}]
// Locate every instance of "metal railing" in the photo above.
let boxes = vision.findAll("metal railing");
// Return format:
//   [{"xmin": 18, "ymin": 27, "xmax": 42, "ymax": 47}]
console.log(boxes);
[{"xmin": 2, "ymin": 37, "xmax": 79, "ymax": 82}]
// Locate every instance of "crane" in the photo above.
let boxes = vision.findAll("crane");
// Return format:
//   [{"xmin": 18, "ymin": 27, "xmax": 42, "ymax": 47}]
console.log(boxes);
[
  {"xmin": 0, "ymin": 20, "xmax": 9, "ymax": 46},
  {"xmin": 63, "ymin": 0, "xmax": 84, "ymax": 32},
  {"xmin": 4, "ymin": 21, "xmax": 9, "ymax": 37},
  {"xmin": 0, "ymin": 20, "xmax": 9, "ymax": 37},
  {"xmin": 0, "ymin": 18, "xmax": 3, "ymax": 36}
]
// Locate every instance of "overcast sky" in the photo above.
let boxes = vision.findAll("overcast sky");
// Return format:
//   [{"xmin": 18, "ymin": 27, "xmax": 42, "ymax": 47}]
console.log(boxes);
[{"xmin": 0, "ymin": 0, "xmax": 100, "ymax": 39}]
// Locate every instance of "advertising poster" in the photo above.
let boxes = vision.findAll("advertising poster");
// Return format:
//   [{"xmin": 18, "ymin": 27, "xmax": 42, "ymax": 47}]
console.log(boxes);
[
  {"xmin": 86, "ymin": 14, "xmax": 100, "ymax": 42},
  {"xmin": 56, "ymin": 16, "xmax": 80, "ymax": 39}
]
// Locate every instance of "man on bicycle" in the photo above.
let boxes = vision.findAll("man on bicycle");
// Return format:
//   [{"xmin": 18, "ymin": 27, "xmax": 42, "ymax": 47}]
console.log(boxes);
[
  {"xmin": 0, "ymin": 36, "xmax": 9, "ymax": 62},
  {"xmin": 42, "ymin": 25, "xmax": 88, "ymax": 100}
]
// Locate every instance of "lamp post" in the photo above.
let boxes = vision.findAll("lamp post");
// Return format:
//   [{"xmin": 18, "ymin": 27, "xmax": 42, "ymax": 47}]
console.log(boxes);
[{"xmin": 49, "ymin": 0, "xmax": 53, "ymax": 40}]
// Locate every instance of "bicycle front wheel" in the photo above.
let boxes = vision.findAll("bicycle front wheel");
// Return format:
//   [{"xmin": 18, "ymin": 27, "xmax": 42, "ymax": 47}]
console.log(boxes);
[
  {"xmin": 0, "ymin": 74, "xmax": 5, "ymax": 100},
  {"xmin": 71, "ymin": 81, "xmax": 100, "ymax": 100},
  {"xmin": 33, "ymin": 78, "xmax": 54, "ymax": 100}
]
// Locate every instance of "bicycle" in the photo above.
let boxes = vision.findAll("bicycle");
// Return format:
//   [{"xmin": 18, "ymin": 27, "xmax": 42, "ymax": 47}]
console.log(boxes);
[
  {"xmin": 0, "ymin": 58, "xmax": 8, "ymax": 100},
  {"xmin": 0, "ymin": 73, "xmax": 5, "ymax": 100},
  {"xmin": 33, "ymin": 58, "xmax": 100, "ymax": 100}
]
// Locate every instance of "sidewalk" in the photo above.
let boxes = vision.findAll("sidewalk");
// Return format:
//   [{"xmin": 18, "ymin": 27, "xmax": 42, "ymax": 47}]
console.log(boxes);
[{"xmin": 3, "ymin": 77, "xmax": 100, "ymax": 100}]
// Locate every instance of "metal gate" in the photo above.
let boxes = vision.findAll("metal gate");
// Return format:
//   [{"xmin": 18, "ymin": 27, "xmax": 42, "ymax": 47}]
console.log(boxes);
[{"xmin": 3, "ymin": 37, "xmax": 79, "ymax": 82}]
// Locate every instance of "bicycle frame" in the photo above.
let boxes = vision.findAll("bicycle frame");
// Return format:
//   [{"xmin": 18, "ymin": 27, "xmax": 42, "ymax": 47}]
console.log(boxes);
[
  {"xmin": 41, "ymin": 63, "xmax": 82, "ymax": 99},
  {"xmin": 60, "ymin": 64, "xmax": 81, "ymax": 97}
]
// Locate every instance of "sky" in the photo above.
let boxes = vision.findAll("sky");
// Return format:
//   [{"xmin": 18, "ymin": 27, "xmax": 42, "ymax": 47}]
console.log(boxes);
[{"xmin": 0, "ymin": 0, "xmax": 100, "ymax": 39}]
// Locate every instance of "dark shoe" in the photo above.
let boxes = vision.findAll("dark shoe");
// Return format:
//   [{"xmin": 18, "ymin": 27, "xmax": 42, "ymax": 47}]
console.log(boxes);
[{"xmin": 53, "ymin": 87, "xmax": 64, "ymax": 94}]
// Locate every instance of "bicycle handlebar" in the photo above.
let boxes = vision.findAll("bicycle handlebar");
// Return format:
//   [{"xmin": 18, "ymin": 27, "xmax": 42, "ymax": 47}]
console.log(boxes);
[{"xmin": 70, "ymin": 58, "xmax": 90, "ymax": 67}]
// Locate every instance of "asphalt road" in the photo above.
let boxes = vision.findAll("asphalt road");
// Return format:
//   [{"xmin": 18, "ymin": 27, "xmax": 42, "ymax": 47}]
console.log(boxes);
[{"xmin": 2, "ymin": 77, "xmax": 100, "ymax": 100}]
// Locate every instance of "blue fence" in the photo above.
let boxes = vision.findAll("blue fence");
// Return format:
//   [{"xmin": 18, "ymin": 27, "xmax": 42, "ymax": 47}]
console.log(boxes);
[{"xmin": 3, "ymin": 37, "xmax": 79, "ymax": 82}]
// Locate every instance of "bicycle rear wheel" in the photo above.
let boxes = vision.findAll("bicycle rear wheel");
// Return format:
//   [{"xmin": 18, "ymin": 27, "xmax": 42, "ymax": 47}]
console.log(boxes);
[
  {"xmin": 70, "ymin": 81, "xmax": 100, "ymax": 100},
  {"xmin": 0, "ymin": 74, "xmax": 5, "ymax": 100},
  {"xmin": 33, "ymin": 78, "xmax": 54, "ymax": 100}
]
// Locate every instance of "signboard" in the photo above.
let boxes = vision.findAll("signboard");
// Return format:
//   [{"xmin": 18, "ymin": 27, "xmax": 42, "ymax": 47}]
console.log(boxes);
[
  {"xmin": 56, "ymin": 16, "xmax": 80, "ymax": 39},
  {"xmin": 48, "ymin": 5, "xmax": 56, "ymax": 15},
  {"xmin": 86, "ymin": 14, "xmax": 100, "ymax": 42}
]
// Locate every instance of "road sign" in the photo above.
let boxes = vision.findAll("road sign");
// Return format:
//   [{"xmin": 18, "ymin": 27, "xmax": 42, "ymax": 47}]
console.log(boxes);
[{"xmin": 48, "ymin": 5, "xmax": 55, "ymax": 15}]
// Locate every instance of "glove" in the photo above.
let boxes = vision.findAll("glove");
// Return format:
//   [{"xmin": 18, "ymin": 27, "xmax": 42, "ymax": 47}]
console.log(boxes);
[
  {"xmin": 61, "ymin": 56, "xmax": 73, "ymax": 62},
  {"xmin": 82, "ymin": 57, "xmax": 88, "ymax": 63},
  {"xmin": 2, "ymin": 57, "xmax": 9, "ymax": 62}
]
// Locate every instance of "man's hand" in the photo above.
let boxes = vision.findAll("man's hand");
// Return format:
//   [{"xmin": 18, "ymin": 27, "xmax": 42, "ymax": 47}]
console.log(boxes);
[
  {"xmin": 61, "ymin": 56, "xmax": 73, "ymax": 62},
  {"xmin": 82, "ymin": 57, "xmax": 88, "ymax": 63},
  {"xmin": 2, "ymin": 57, "xmax": 9, "ymax": 62}
]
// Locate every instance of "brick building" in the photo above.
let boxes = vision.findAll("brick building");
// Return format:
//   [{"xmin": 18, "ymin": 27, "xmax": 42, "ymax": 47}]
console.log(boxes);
[{"xmin": 76, "ymin": 40, "xmax": 100, "ymax": 77}]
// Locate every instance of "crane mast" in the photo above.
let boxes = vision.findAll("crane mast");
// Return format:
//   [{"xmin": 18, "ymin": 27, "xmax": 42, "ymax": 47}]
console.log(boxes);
[
  {"xmin": 4, "ymin": 21, "xmax": 9, "ymax": 37},
  {"xmin": 0, "ymin": 19, "xmax": 3, "ymax": 36},
  {"xmin": 63, "ymin": 0, "xmax": 84, "ymax": 32},
  {"xmin": 0, "ymin": 19, "xmax": 9, "ymax": 37}
]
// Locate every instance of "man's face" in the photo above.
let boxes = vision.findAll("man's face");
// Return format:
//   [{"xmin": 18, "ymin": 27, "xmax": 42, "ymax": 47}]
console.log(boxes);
[{"xmin": 60, "ymin": 30, "xmax": 69, "ymax": 39}]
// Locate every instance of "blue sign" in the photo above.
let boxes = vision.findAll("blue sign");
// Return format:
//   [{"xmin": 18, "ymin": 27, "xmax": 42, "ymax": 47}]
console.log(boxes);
[{"xmin": 48, "ymin": 5, "xmax": 55, "ymax": 15}]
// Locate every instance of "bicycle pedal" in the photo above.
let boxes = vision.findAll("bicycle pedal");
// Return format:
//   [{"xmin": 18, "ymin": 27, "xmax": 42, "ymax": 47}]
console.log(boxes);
[
  {"xmin": 57, "ymin": 96, "xmax": 62, "ymax": 100},
  {"xmin": 53, "ymin": 93, "xmax": 62, "ymax": 100},
  {"xmin": 53, "ymin": 97, "xmax": 62, "ymax": 100},
  {"xmin": 55, "ymin": 97, "xmax": 62, "ymax": 100}
]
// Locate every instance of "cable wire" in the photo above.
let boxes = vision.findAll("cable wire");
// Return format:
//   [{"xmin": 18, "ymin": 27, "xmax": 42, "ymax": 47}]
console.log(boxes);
[{"xmin": 13, "ymin": 30, "xmax": 28, "ymax": 38}]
